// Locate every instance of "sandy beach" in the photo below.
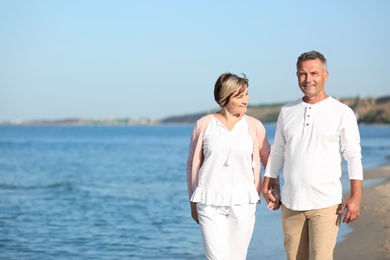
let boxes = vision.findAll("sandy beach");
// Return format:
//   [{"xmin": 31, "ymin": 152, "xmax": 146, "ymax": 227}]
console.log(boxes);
[{"xmin": 334, "ymin": 165, "xmax": 390, "ymax": 259}]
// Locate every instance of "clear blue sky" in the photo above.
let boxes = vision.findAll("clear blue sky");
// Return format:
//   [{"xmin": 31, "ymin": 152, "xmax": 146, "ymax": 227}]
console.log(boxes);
[{"xmin": 1, "ymin": 0, "xmax": 389, "ymax": 121}]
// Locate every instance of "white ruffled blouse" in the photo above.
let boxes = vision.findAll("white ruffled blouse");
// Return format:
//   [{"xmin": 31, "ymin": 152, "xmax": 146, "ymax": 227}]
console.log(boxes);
[{"xmin": 190, "ymin": 116, "xmax": 258, "ymax": 206}]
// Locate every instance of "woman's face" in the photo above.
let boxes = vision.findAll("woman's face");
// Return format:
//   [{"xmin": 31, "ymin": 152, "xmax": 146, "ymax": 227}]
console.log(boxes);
[{"xmin": 225, "ymin": 86, "xmax": 249, "ymax": 115}]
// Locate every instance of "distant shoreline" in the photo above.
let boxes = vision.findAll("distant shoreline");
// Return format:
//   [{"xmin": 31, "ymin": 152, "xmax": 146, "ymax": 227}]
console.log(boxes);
[
  {"xmin": 1, "ymin": 119, "xmax": 389, "ymax": 126},
  {"xmin": 1, "ymin": 95, "xmax": 389, "ymax": 126}
]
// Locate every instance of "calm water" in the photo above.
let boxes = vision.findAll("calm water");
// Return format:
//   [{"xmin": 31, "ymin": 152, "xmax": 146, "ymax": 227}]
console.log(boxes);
[{"xmin": 0, "ymin": 124, "xmax": 389, "ymax": 260}]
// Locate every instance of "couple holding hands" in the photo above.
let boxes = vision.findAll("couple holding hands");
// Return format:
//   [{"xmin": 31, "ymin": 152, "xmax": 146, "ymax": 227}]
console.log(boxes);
[{"xmin": 186, "ymin": 50, "xmax": 363, "ymax": 260}]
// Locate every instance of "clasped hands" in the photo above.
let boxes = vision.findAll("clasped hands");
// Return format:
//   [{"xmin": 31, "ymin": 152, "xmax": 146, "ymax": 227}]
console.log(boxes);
[{"xmin": 262, "ymin": 182, "xmax": 282, "ymax": 210}]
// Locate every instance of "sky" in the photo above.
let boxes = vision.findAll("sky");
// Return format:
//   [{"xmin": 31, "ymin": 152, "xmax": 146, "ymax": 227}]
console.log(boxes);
[{"xmin": 1, "ymin": 0, "xmax": 389, "ymax": 122}]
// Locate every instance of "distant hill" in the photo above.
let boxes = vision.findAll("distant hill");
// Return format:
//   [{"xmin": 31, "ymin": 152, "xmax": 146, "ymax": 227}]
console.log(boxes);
[{"xmin": 161, "ymin": 95, "xmax": 390, "ymax": 125}]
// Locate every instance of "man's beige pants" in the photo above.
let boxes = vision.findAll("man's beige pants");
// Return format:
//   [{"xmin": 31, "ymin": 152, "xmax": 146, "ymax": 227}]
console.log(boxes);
[{"xmin": 282, "ymin": 204, "xmax": 341, "ymax": 260}]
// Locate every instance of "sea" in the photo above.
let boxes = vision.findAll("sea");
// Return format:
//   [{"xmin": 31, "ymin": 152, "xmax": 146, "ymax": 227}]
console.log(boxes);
[{"xmin": 0, "ymin": 124, "xmax": 389, "ymax": 260}]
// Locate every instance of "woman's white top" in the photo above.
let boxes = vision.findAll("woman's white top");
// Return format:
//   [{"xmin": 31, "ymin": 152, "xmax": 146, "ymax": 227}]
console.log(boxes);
[{"xmin": 190, "ymin": 116, "xmax": 258, "ymax": 206}]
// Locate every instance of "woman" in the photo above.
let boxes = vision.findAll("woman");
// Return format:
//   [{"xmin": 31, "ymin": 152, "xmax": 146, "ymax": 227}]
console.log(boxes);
[{"xmin": 186, "ymin": 73, "xmax": 279, "ymax": 259}]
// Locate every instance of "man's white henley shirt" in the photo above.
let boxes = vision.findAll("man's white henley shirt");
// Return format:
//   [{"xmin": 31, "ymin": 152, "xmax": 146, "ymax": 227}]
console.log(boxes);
[{"xmin": 264, "ymin": 97, "xmax": 363, "ymax": 210}]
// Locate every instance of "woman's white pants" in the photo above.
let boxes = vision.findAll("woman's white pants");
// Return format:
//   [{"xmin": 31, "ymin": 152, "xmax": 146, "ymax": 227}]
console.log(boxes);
[{"xmin": 196, "ymin": 202, "xmax": 256, "ymax": 260}]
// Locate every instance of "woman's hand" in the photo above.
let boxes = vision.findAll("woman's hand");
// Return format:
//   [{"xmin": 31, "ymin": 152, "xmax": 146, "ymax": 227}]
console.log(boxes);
[
  {"xmin": 190, "ymin": 202, "xmax": 199, "ymax": 224},
  {"xmin": 266, "ymin": 186, "xmax": 281, "ymax": 210},
  {"xmin": 262, "ymin": 177, "xmax": 282, "ymax": 210}
]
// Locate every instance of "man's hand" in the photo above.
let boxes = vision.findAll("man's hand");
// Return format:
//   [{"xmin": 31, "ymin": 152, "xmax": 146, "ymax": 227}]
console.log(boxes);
[{"xmin": 338, "ymin": 180, "xmax": 362, "ymax": 223}]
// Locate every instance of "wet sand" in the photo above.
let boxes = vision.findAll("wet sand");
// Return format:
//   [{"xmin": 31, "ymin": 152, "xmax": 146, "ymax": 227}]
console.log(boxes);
[{"xmin": 334, "ymin": 166, "xmax": 390, "ymax": 259}]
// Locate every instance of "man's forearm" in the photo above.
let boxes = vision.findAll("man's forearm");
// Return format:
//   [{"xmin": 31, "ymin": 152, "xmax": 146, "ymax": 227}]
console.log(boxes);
[{"xmin": 350, "ymin": 179, "xmax": 363, "ymax": 200}]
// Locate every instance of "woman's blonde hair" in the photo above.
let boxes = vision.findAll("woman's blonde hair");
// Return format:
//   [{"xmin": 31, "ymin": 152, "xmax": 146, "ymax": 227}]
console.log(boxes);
[{"xmin": 214, "ymin": 73, "xmax": 248, "ymax": 107}]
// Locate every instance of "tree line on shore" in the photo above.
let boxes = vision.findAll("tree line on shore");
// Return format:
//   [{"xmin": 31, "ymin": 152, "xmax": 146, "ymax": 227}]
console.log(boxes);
[{"xmin": 161, "ymin": 95, "xmax": 390, "ymax": 125}]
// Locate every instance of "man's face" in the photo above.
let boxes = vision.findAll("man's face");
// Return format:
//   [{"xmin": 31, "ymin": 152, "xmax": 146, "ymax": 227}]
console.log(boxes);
[{"xmin": 296, "ymin": 59, "xmax": 329, "ymax": 100}]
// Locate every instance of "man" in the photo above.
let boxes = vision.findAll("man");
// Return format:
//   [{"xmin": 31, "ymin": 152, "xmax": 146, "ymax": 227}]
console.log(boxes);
[{"xmin": 262, "ymin": 50, "xmax": 363, "ymax": 260}]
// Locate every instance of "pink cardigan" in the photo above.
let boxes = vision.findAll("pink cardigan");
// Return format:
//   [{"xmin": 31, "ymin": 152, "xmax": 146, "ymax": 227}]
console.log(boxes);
[{"xmin": 186, "ymin": 114, "xmax": 271, "ymax": 200}]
